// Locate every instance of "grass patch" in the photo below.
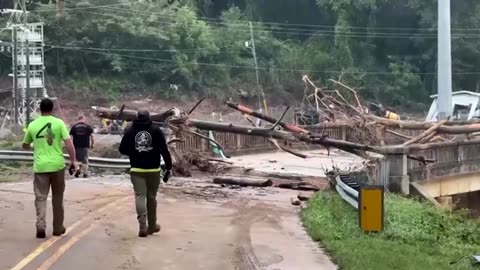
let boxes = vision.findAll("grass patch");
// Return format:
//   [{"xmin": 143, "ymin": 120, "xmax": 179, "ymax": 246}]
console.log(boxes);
[
  {"xmin": 0, "ymin": 161, "xmax": 31, "ymax": 182},
  {"xmin": 302, "ymin": 191, "xmax": 480, "ymax": 270},
  {"xmin": 0, "ymin": 137, "xmax": 22, "ymax": 150}
]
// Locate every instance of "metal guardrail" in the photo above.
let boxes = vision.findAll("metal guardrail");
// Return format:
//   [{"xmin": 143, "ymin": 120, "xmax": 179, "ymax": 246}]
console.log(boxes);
[
  {"xmin": 0, "ymin": 150, "xmax": 130, "ymax": 169},
  {"xmin": 335, "ymin": 174, "xmax": 360, "ymax": 209}
]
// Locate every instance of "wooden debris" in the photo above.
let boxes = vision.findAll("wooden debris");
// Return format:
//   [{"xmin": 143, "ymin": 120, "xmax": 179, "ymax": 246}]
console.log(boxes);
[
  {"xmin": 213, "ymin": 176, "xmax": 273, "ymax": 187},
  {"xmin": 368, "ymin": 115, "xmax": 480, "ymax": 134},
  {"xmin": 277, "ymin": 182, "xmax": 320, "ymax": 191},
  {"xmin": 291, "ymin": 198, "xmax": 302, "ymax": 206},
  {"xmin": 407, "ymin": 155, "xmax": 436, "ymax": 165},
  {"xmin": 401, "ymin": 119, "xmax": 448, "ymax": 146},
  {"xmin": 297, "ymin": 193, "xmax": 312, "ymax": 201},
  {"xmin": 95, "ymin": 106, "xmax": 179, "ymax": 122},
  {"xmin": 226, "ymin": 101, "xmax": 310, "ymax": 134}
]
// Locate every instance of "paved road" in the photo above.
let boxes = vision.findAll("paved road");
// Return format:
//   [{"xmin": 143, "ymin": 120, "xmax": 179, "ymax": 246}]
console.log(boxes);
[{"xmin": 0, "ymin": 175, "xmax": 337, "ymax": 270}]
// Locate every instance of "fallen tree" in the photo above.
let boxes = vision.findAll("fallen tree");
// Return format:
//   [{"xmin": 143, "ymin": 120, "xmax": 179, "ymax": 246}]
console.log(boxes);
[
  {"xmin": 226, "ymin": 101, "xmax": 310, "ymax": 134},
  {"xmin": 367, "ymin": 115, "xmax": 480, "ymax": 134},
  {"xmin": 93, "ymin": 106, "xmax": 179, "ymax": 122}
]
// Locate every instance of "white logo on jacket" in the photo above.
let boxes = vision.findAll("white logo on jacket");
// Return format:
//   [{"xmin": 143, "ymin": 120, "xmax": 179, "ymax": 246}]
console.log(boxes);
[{"xmin": 134, "ymin": 131, "xmax": 153, "ymax": 152}]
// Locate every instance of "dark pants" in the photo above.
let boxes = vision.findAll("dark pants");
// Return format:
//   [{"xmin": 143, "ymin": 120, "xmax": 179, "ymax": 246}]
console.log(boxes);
[
  {"xmin": 33, "ymin": 169, "xmax": 65, "ymax": 232},
  {"xmin": 75, "ymin": 147, "xmax": 89, "ymax": 175},
  {"xmin": 130, "ymin": 172, "xmax": 161, "ymax": 229}
]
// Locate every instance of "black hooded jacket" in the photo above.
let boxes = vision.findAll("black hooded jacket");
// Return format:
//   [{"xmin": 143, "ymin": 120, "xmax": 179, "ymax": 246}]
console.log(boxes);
[{"xmin": 119, "ymin": 119, "xmax": 172, "ymax": 171}]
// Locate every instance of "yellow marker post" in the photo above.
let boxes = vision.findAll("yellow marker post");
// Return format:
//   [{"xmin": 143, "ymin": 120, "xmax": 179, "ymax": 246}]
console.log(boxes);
[{"xmin": 359, "ymin": 185, "xmax": 384, "ymax": 233}]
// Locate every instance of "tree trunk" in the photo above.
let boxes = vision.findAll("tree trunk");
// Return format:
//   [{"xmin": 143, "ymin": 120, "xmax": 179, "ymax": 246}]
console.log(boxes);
[
  {"xmin": 367, "ymin": 115, "xmax": 480, "ymax": 134},
  {"xmin": 95, "ymin": 107, "xmax": 177, "ymax": 122}
]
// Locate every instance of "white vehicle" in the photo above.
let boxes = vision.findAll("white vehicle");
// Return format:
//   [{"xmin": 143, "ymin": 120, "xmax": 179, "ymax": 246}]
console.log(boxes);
[{"xmin": 426, "ymin": 91, "xmax": 480, "ymax": 122}]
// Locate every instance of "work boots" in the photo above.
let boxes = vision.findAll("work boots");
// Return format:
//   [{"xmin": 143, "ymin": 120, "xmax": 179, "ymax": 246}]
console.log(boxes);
[
  {"xmin": 138, "ymin": 223, "xmax": 148, "ymax": 237},
  {"xmin": 36, "ymin": 229, "xmax": 46, "ymax": 239},
  {"xmin": 53, "ymin": 226, "xmax": 66, "ymax": 236},
  {"xmin": 148, "ymin": 224, "xmax": 161, "ymax": 235}
]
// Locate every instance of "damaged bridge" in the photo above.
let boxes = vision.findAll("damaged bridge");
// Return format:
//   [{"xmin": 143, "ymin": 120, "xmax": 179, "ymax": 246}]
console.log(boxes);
[{"xmin": 377, "ymin": 140, "xmax": 480, "ymax": 202}]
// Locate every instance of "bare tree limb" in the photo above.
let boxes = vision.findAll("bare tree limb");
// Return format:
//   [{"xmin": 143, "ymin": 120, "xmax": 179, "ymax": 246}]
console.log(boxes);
[
  {"xmin": 329, "ymin": 79, "xmax": 364, "ymax": 113},
  {"xmin": 188, "ymin": 97, "xmax": 206, "ymax": 115},
  {"xmin": 242, "ymin": 112, "xmax": 307, "ymax": 158},
  {"xmin": 385, "ymin": 129, "xmax": 412, "ymax": 140},
  {"xmin": 270, "ymin": 106, "xmax": 289, "ymax": 130},
  {"xmin": 268, "ymin": 138, "xmax": 307, "ymax": 158}
]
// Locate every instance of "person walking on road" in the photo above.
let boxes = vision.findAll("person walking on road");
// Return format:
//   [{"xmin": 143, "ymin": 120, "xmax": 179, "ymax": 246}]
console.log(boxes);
[
  {"xmin": 119, "ymin": 110, "xmax": 172, "ymax": 237},
  {"xmin": 22, "ymin": 98, "xmax": 76, "ymax": 239},
  {"xmin": 70, "ymin": 114, "xmax": 94, "ymax": 178}
]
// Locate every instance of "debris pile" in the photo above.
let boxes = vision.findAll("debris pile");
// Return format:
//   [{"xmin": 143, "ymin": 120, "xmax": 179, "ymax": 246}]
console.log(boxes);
[{"xmin": 94, "ymin": 76, "xmax": 480, "ymax": 182}]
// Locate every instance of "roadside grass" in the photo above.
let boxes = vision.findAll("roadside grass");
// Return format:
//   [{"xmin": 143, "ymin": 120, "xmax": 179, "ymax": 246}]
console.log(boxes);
[
  {"xmin": 0, "ymin": 161, "xmax": 31, "ymax": 182},
  {"xmin": 0, "ymin": 137, "xmax": 21, "ymax": 150},
  {"xmin": 302, "ymin": 191, "xmax": 480, "ymax": 270}
]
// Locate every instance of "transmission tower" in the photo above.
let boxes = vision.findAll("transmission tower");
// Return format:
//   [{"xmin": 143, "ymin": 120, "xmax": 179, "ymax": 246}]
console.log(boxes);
[{"xmin": 4, "ymin": 0, "xmax": 47, "ymax": 126}]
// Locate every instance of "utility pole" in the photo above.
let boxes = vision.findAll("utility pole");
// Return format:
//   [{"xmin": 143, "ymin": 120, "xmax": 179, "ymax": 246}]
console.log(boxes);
[
  {"xmin": 56, "ymin": 0, "xmax": 63, "ymax": 17},
  {"xmin": 437, "ymin": 0, "xmax": 453, "ymax": 120},
  {"xmin": 22, "ymin": 0, "xmax": 31, "ymax": 125},
  {"xmin": 248, "ymin": 22, "xmax": 267, "ymax": 116},
  {"xmin": 13, "ymin": 26, "xmax": 18, "ymax": 131}
]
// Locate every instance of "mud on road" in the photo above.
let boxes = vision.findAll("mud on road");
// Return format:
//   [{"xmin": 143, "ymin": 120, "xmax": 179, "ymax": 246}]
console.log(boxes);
[{"xmin": 0, "ymin": 174, "xmax": 336, "ymax": 270}]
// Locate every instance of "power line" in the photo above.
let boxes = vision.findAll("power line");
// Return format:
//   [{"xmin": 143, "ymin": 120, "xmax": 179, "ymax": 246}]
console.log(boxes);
[
  {"xmin": 47, "ymin": 45, "xmax": 224, "ymax": 53},
  {"xmin": 54, "ymin": 46, "xmax": 480, "ymax": 75},
  {"xmin": 49, "ymin": 8, "xmax": 480, "ymax": 39},
  {"xmin": 70, "ymin": 1, "xmax": 480, "ymax": 33},
  {"xmin": 31, "ymin": 2, "xmax": 131, "ymax": 13},
  {"xmin": 38, "ymin": 0, "xmax": 480, "ymax": 37}
]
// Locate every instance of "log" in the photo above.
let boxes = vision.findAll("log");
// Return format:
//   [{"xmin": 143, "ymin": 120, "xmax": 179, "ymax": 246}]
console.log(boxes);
[
  {"xmin": 366, "ymin": 115, "xmax": 480, "ymax": 134},
  {"xmin": 401, "ymin": 119, "xmax": 448, "ymax": 146},
  {"xmin": 185, "ymin": 119, "xmax": 375, "ymax": 157},
  {"xmin": 226, "ymin": 102, "xmax": 310, "ymax": 134},
  {"xmin": 183, "ymin": 119, "xmax": 299, "ymax": 141},
  {"xmin": 213, "ymin": 176, "xmax": 273, "ymax": 187},
  {"xmin": 94, "ymin": 107, "xmax": 379, "ymax": 157},
  {"xmin": 277, "ymin": 182, "xmax": 320, "ymax": 191},
  {"xmin": 418, "ymin": 131, "xmax": 437, "ymax": 144},
  {"xmin": 94, "ymin": 107, "xmax": 178, "ymax": 122}
]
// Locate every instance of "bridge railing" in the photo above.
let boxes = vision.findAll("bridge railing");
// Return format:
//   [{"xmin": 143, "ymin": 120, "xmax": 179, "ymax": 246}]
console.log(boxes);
[
  {"xmin": 408, "ymin": 141, "xmax": 480, "ymax": 182},
  {"xmin": 375, "ymin": 139, "xmax": 480, "ymax": 194}
]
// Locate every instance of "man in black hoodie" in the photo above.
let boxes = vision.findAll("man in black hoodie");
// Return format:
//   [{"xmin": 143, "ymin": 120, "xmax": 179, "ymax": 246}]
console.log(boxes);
[{"xmin": 119, "ymin": 110, "xmax": 172, "ymax": 237}]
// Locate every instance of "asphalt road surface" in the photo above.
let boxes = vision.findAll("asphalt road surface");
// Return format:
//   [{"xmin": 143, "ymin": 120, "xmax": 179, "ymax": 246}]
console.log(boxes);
[{"xmin": 0, "ymin": 175, "xmax": 337, "ymax": 270}]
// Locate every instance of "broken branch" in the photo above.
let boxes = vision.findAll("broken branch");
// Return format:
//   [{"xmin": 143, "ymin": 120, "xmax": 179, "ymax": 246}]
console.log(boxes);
[
  {"xmin": 226, "ymin": 102, "xmax": 309, "ymax": 134},
  {"xmin": 268, "ymin": 138, "xmax": 307, "ymax": 158},
  {"xmin": 401, "ymin": 119, "xmax": 448, "ymax": 146},
  {"xmin": 188, "ymin": 97, "xmax": 206, "ymax": 115},
  {"xmin": 270, "ymin": 106, "xmax": 289, "ymax": 130}
]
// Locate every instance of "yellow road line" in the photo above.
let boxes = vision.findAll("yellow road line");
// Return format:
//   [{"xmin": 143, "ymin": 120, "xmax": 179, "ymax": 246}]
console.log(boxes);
[
  {"xmin": 9, "ymin": 196, "xmax": 128, "ymax": 270},
  {"xmin": 37, "ymin": 203, "xmax": 128, "ymax": 270},
  {"xmin": 36, "ymin": 223, "xmax": 97, "ymax": 270}
]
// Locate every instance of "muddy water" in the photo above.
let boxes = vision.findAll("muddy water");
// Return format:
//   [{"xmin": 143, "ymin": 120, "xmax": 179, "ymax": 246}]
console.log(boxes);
[{"xmin": 452, "ymin": 190, "xmax": 480, "ymax": 218}]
